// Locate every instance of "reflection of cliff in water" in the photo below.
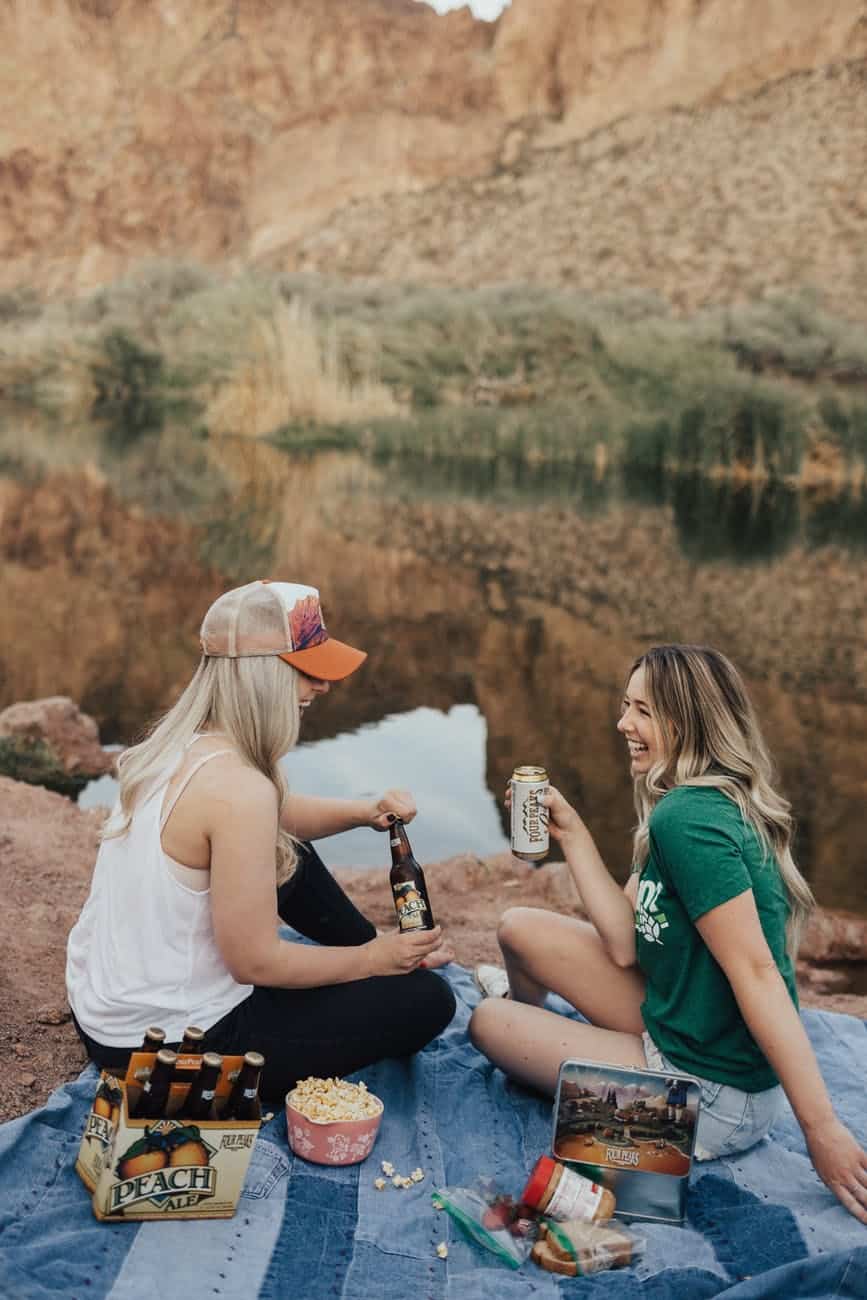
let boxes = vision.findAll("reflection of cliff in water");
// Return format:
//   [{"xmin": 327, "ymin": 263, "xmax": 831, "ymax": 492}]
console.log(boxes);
[
  {"xmin": 379, "ymin": 454, "xmax": 867, "ymax": 563},
  {"xmin": 2, "ymin": 435, "xmax": 867, "ymax": 914}
]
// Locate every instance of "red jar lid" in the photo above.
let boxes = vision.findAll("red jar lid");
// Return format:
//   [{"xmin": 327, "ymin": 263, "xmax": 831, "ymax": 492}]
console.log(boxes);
[{"xmin": 521, "ymin": 1154, "xmax": 557, "ymax": 1209}]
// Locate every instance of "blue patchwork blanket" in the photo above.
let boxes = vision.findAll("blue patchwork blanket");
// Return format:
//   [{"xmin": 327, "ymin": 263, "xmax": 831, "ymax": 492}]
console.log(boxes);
[{"xmin": 1, "ymin": 966, "xmax": 865, "ymax": 1299}]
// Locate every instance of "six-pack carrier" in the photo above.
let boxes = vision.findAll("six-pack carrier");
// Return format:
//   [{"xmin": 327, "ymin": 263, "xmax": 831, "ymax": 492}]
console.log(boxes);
[{"xmin": 76, "ymin": 1050, "xmax": 263, "ymax": 1221}]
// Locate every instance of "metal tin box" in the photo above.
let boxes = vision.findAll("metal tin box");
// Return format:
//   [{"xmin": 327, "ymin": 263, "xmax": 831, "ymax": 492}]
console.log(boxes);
[{"xmin": 552, "ymin": 1059, "xmax": 702, "ymax": 1225}]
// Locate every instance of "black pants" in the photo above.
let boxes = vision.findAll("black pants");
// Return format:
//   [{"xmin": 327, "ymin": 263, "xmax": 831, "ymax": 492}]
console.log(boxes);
[{"xmin": 72, "ymin": 842, "xmax": 456, "ymax": 1103}]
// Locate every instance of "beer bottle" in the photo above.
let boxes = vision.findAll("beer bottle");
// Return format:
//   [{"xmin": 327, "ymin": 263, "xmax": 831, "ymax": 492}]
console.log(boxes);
[
  {"xmin": 389, "ymin": 818, "xmax": 435, "ymax": 933},
  {"xmin": 178, "ymin": 1051, "xmax": 223, "ymax": 1122},
  {"xmin": 178, "ymin": 1025, "xmax": 206, "ymax": 1056},
  {"xmin": 130, "ymin": 1048, "xmax": 178, "ymax": 1120},
  {"xmin": 222, "ymin": 1051, "xmax": 265, "ymax": 1122},
  {"xmin": 139, "ymin": 1026, "xmax": 166, "ymax": 1052}
]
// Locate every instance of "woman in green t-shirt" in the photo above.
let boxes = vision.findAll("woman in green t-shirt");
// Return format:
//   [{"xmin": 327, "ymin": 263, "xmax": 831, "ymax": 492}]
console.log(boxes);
[{"xmin": 470, "ymin": 644, "xmax": 867, "ymax": 1223}]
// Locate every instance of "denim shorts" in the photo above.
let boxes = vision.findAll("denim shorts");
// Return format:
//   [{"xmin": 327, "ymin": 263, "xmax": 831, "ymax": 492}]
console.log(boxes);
[{"xmin": 642, "ymin": 1031, "xmax": 783, "ymax": 1162}]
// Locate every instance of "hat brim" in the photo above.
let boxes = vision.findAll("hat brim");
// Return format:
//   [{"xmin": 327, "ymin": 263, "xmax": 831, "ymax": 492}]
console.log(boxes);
[{"xmin": 278, "ymin": 638, "xmax": 367, "ymax": 682}]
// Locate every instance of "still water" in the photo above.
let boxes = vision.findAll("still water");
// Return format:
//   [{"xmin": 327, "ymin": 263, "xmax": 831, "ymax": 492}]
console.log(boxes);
[{"xmin": 4, "ymin": 430, "xmax": 867, "ymax": 913}]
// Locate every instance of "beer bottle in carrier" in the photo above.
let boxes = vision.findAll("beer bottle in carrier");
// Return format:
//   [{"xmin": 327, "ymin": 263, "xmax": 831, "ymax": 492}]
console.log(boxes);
[
  {"xmin": 130, "ymin": 1048, "xmax": 178, "ymax": 1120},
  {"xmin": 138, "ymin": 1026, "xmax": 166, "ymax": 1052},
  {"xmin": 178, "ymin": 1051, "xmax": 223, "ymax": 1122},
  {"xmin": 389, "ymin": 819, "xmax": 435, "ymax": 933},
  {"xmin": 222, "ymin": 1051, "xmax": 264, "ymax": 1122},
  {"xmin": 178, "ymin": 1025, "xmax": 206, "ymax": 1056}
]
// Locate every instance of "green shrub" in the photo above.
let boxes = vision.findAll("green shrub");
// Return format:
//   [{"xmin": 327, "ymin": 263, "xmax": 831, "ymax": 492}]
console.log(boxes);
[
  {"xmin": 0, "ymin": 736, "xmax": 87, "ymax": 799},
  {"xmin": 91, "ymin": 328, "xmax": 167, "ymax": 441}
]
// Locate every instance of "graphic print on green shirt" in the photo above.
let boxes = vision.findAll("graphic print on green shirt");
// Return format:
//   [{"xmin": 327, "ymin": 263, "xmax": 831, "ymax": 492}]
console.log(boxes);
[
  {"xmin": 636, "ymin": 785, "xmax": 798, "ymax": 1093},
  {"xmin": 635, "ymin": 876, "xmax": 669, "ymax": 946}
]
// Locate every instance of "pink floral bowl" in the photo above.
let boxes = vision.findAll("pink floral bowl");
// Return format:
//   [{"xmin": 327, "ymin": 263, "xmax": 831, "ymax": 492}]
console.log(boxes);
[{"xmin": 285, "ymin": 1090, "xmax": 384, "ymax": 1166}]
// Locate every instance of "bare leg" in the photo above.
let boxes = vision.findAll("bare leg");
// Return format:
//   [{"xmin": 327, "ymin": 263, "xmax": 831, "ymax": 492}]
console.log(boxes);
[
  {"xmin": 468, "ymin": 906, "xmax": 648, "ymax": 1094},
  {"xmin": 469, "ymin": 999, "xmax": 647, "ymax": 1095},
  {"xmin": 498, "ymin": 907, "xmax": 645, "ymax": 1033}
]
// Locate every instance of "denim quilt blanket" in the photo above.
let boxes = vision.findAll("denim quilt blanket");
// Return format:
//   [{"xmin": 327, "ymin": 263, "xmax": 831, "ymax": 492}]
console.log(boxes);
[{"xmin": 1, "ymin": 966, "xmax": 865, "ymax": 1299}]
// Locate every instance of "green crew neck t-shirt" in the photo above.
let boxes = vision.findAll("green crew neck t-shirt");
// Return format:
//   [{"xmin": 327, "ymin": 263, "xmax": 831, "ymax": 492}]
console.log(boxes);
[{"xmin": 635, "ymin": 784, "xmax": 797, "ymax": 1093}]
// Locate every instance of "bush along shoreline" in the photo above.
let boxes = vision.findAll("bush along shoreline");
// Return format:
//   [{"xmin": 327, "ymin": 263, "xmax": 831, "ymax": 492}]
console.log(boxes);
[{"xmin": 1, "ymin": 264, "xmax": 866, "ymax": 485}]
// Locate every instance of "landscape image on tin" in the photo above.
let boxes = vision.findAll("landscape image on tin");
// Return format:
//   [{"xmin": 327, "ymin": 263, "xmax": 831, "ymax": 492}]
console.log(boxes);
[{"xmin": 554, "ymin": 1063, "xmax": 700, "ymax": 1177}]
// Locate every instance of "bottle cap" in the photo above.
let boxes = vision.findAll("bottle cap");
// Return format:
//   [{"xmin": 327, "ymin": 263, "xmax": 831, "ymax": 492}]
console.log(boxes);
[{"xmin": 521, "ymin": 1154, "xmax": 557, "ymax": 1208}]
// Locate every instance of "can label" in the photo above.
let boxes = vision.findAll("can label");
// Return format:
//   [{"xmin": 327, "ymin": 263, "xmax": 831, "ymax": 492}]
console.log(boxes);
[{"xmin": 510, "ymin": 767, "xmax": 549, "ymax": 861}]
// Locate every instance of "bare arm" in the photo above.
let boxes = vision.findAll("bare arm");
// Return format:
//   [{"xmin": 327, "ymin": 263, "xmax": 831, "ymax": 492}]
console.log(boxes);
[
  {"xmin": 279, "ymin": 789, "xmax": 416, "ymax": 840},
  {"xmin": 209, "ymin": 772, "xmax": 441, "ymax": 987},
  {"xmin": 697, "ymin": 891, "xmax": 867, "ymax": 1223},
  {"xmin": 543, "ymin": 786, "xmax": 637, "ymax": 968}
]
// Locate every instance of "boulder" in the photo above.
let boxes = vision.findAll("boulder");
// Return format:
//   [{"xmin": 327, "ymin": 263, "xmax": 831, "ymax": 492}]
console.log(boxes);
[
  {"xmin": 0, "ymin": 696, "xmax": 116, "ymax": 798},
  {"xmin": 800, "ymin": 907, "xmax": 867, "ymax": 963}
]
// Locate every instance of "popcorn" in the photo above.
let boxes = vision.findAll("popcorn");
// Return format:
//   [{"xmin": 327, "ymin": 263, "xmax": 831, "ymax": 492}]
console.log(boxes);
[
  {"xmin": 436, "ymin": 1242, "xmax": 448, "ymax": 1259},
  {"xmin": 288, "ymin": 1076, "xmax": 383, "ymax": 1123},
  {"xmin": 374, "ymin": 1159, "xmax": 426, "ymax": 1190}
]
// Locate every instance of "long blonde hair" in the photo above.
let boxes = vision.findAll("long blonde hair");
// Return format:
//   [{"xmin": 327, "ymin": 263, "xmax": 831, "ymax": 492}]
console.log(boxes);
[
  {"xmin": 103, "ymin": 655, "xmax": 301, "ymax": 882},
  {"xmin": 630, "ymin": 644, "xmax": 814, "ymax": 958}
]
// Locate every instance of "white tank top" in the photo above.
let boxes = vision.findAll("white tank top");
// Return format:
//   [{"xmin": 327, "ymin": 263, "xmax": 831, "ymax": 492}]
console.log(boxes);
[{"xmin": 66, "ymin": 742, "xmax": 253, "ymax": 1047}]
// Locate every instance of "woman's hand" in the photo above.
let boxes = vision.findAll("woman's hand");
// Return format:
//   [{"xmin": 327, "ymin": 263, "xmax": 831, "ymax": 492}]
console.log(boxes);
[
  {"xmin": 363, "ymin": 925, "xmax": 446, "ymax": 976},
  {"xmin": 504, "ymin": 782, "xmax": 585, "ymax": 844},
  {"xmin": 367, "ymin": 789, "xmax": 417, "ymax": 831},
  {"xmin": 804, "ymin": 1115, "xmax": 867, "ymax": 1223}
]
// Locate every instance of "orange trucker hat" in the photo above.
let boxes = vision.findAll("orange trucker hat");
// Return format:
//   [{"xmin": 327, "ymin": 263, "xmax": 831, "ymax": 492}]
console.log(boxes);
[{"xmin": 199, "ymin": 580, "xmax": 367, "ymax": 681}]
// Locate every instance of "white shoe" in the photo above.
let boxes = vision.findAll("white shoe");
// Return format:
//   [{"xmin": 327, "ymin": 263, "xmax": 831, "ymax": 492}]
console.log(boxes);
[{"xmin": 473, "ymin": 963, "xmax": 510, "ymax": 999}]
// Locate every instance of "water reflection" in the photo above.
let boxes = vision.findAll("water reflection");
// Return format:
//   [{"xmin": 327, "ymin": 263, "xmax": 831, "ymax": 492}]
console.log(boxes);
[
  {"xmin": 3, "ymin": 430, "xmax": 867, "ymax": 916},
  {"xmin": 373, "ymin": 450, "xmax": 612, "ymax": 511},
  {"xmin": 79, "ymin": 706, "xmax": 510, "ymax": 867}
]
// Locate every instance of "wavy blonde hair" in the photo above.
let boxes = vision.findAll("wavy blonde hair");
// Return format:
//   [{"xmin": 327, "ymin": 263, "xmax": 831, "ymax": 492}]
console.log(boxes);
[
  {"xmin": 103, "ymin": 655, "xmax": 301, "ymax": 883},
  {"xmin": 630, "ymin": 644, "xmax": 814, "ymax": 958}
]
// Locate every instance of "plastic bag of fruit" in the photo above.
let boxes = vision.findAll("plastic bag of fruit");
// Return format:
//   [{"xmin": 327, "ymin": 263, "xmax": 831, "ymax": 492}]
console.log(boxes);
[{"xmin": 431, "ymin": 1178, "xmax": 538, "ymax": 1269}]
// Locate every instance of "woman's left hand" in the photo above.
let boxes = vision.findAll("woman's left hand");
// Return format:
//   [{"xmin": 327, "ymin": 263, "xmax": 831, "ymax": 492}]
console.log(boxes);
[
  {"xmin": 368, "ymin": 789, "xmax": 417, "ymax": 831},
  {"xmin": 805, "ymin": 1116, "xmax": 867, "ymax": 1223}
]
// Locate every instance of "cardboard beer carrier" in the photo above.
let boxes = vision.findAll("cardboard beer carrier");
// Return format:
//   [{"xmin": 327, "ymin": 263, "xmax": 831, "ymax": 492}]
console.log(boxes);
[
  {"xmin": 552, "ymin": 1059, "xmax": 702, "ymax": 1225},
  {"xmin": 76, "ymin": 1051, "xmax": 262, "ymax": 1221}
]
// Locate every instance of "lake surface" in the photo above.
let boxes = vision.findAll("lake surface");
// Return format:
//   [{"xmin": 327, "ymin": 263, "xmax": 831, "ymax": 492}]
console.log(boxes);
[{"xmin": 3, "ymin": 429, "xmax": 867, "ymax": 914}]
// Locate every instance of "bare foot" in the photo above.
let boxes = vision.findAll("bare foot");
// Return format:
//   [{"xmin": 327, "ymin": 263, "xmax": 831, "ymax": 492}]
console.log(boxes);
[{"xmin": 420, "ymin": 940, "xmax": 456, "ymax": 970}]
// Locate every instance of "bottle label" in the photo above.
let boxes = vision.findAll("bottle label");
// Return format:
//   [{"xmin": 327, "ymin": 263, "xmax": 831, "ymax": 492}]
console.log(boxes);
[
  {"xmin": 393, "ymin": 882, "xmax": 429, "ymax": 931},
  {"xmin": 390, "ymin": 836, "xmax": 400, "ymax": 847},
  {"xmin": 201, "ymin": 1088, "xmax": 216, "ymax": 1102},
  {"xmin": 242, "ymin": 1088, "xmax": 256, "ymax": 1100},
  {"xmin": 545, "ymin": 1170, "xmax": 604, "ymax": 1222}
]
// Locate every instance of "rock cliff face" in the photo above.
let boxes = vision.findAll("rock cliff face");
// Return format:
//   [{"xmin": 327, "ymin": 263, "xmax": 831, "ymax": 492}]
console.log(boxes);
[{"xmin": 2, "ymin": 0, "xmax": 865, "ymax": 308}]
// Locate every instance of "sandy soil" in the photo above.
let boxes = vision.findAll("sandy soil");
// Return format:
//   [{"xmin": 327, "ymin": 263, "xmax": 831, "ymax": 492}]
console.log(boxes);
[{"xmin": 2, "ymin": 775, "xmax": 866, "ymax": 1127}]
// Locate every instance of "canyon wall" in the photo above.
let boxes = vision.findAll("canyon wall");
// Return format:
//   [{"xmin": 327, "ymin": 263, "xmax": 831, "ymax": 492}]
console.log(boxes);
[{"xmin": 1, "ymin": 0, "xmax": 865, "ymax": 308}]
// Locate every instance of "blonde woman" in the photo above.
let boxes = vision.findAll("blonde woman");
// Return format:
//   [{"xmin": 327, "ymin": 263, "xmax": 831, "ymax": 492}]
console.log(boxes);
[
  {"xmin": 66, "ymin": 580, "xmax": 455, "ymax": 1103},
  {"xmin": 470, "ymin": 645, "xmax": 867, "ymax": 1222}
]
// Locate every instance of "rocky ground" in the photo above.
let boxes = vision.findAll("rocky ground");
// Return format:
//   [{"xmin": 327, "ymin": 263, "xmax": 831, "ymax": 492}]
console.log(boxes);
[{"xmin": 2, "ymin": 774, "xmax": 866, "ymax": 1128}]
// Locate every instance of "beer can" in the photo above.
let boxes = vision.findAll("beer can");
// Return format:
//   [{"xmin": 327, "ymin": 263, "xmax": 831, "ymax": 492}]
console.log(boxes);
[{"xmin": 510, "ymin": 766, "xmax": 550, "ymax": 864}]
